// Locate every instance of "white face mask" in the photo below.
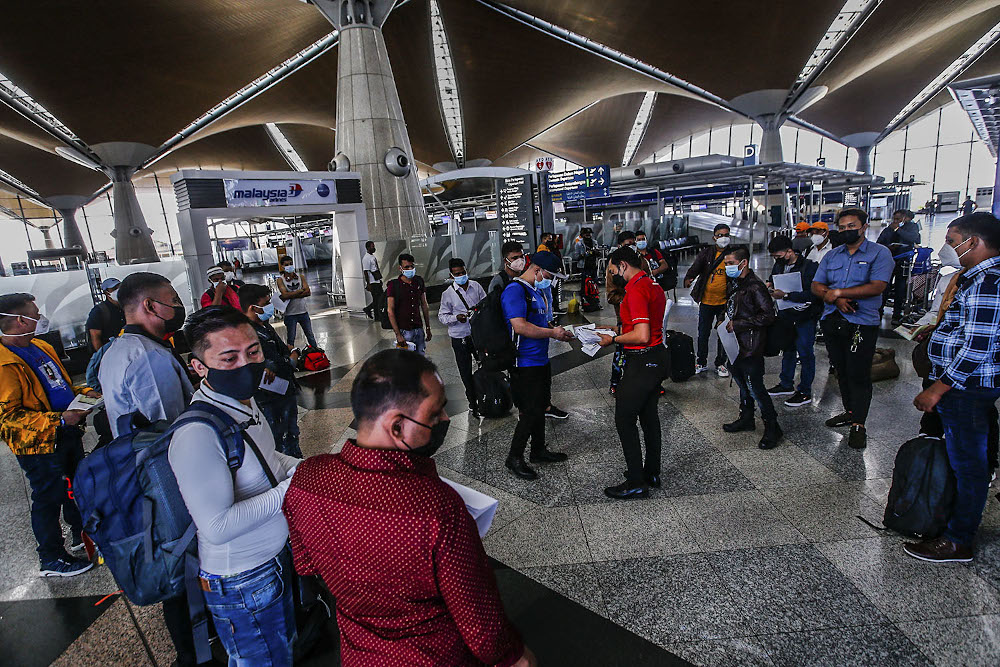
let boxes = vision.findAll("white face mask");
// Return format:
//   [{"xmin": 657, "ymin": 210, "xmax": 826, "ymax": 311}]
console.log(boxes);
[
  {"xmin": 224, "ymin": 271, "xmax": 235, "ymax": 282},
  {"xmin": 716, "ymin": 236, "xmax": 731, "ymax": 248},
  {"xmin": 508, "ymin": 257, "xmax": 526, "ymax": 273},
  {"xmin": 282, "ymin": 265, "xmax": 294, "ymax": 274},
  {"xmin": 809, "ymin": 234, "xmax": 826, "ymax": 247},
  {"xmin": 0, "ymin": 313, "xmax": 50, "ymax": 337},
  {"xmin": 938, "ymin": 237, "xmax": 973, "ymax": 269}
]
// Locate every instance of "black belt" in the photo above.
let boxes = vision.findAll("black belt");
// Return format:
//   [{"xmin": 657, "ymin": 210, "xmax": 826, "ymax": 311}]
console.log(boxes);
[{"xmin": 624, "ymin": 345, "xmax": 660, "ymax": 355}]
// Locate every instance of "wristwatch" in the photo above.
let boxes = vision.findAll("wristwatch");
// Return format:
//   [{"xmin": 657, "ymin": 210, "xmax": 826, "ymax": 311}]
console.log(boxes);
[{"xmin": 59, "ymin": 417, "xmax": 66, "ymax": 427}]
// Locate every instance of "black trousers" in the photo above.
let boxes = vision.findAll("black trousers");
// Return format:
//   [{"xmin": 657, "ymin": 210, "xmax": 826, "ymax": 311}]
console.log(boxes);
[
  {"xmin": 886, "ymin": 261, "xmax": 908, "ymax": 320},
  {"xmin": 163, "ymin": 594, "xmax": 198, "ymax": 666},
  {"xmin": 920, "ymin": 377, "xmax": 1000, "ymax": 469},
  {"xmin": 451, "ymin": 336, "xmax": 476, "ymax": 404},
  {"xmin": 615, "ymin": 346, "xmax": 669, "ymax": 483},
  {"xmin": 821, "ymin": 315, "xmax": 879, "ymax": 424},
  {"xmin": 366, "ymin": 283, "xmax": 385, "ymax": 318},
  {"xmin": 730, "ymin": 355, "xmax": 777, "ymax": 422},
  {"xmin": 509, "ymin": 363, "xmax": 552, "ymax": 458}
]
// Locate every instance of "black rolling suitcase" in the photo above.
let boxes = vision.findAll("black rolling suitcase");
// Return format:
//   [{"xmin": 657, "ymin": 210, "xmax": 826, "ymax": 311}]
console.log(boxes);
[
  {"xmin": 473, "ymin": 369, "xmax": 512, "ymax": 418},
  {"xmin": 663, "ymin": 330, "xmax": 695, "ymax": 382}
]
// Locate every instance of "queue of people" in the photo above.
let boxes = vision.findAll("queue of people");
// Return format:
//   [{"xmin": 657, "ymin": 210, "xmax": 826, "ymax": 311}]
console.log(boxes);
[{"xmin": 3, "ymin": 209, "xmax": 1000, "ymax": 666}]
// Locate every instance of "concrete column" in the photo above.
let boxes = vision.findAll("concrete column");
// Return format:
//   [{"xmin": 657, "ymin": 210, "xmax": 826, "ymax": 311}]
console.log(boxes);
[
  {"xmin": 91, "ymin": 142, "xmax": 160, "ymax": 264},
  {"xmin": 313, "ymin": 0, "xmax": 429, "ymax": 242},
  {"xmin": 841, "ymin": 133, "xmax": 880, "ymax": 176},
  {"xmin": 758, "ymin": 116, "xmax": 784, "ymax": 164},
  {"xmin": 853, "ymin": 146, "xmax": 873, "ymax": 174},
  {"xmin": 333, "ymin": 207, "xmax": 371, "ymax": 311},
  {"xmin": 48, "ymin": 194, "xmax": 89, "ymax": 256},
  {"xmin": 175, "ymin": 207, "xmax": 217, "ymax": 307}
]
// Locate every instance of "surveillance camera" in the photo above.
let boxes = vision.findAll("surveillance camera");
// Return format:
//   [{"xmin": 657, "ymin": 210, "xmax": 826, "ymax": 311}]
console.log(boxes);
[{"xmin": 384, "ymin": 147, "xmax": 411, "ymax": 177}]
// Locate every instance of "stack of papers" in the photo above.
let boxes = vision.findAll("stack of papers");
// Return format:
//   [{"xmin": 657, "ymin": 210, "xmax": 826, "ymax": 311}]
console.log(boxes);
[
  {"xmin": 440, "ymin": 478, "xmax": 500, "ymax": 537},
  {"xmin": 773, "ymin": 272, "xmax": 807, "ymax": 311},
  {"xmin": 68, "ymin": 395, "xmax": 103, "ymax": 412},
  {"xmin": 572, "ymin": 323, "xmax": 617, "ymax": 357},
  {"xmin": 716, "ymin": 317, "xmax": 740, "ymax": 364}
]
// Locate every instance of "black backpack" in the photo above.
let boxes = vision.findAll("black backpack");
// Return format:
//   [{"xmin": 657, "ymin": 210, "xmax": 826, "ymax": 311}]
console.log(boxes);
[
  {"xmin": 469, "ymin": 282, "xmax": 530, "ymax": 372},
  {"xmin": 663, "ymin": 330, "xmax": 695, "ymax": 382},
  {"xmin": 473, "ymin": 369, "xmax": 512, "ymax": 418},
  {"xmin": 883, "ymin": 436, "xmax": 956, "ymax": 538}
]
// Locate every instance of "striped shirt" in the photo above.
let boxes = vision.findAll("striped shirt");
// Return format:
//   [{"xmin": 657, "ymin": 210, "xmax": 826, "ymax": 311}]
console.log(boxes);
[{"xmin": 928, "ymin": 255, "xmax": 1000, "ymax": 391}]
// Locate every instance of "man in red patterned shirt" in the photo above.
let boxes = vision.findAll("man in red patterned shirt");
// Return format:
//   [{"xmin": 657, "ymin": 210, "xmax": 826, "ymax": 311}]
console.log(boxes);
[{"xmin": 283, "ymin": 349, "xmax": 533, "ymax": 667}]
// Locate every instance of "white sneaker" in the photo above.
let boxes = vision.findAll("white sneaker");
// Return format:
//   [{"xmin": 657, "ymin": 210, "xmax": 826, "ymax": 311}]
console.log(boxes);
[
  {"xmin": 716, "ymin": 365, "xmax": 730, "ymax": 378},
  {"xmin": 695, "ymin": 364, "xmax": 710, "ymax": 374}
]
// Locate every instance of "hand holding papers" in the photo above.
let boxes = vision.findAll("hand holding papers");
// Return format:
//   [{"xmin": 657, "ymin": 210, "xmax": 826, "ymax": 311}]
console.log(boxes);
[
  {"xmin": 772, "ymin": 272, "xmax": 802, "ymax": 311},
  {"xmin": 440, "ymin": 478, "xmax": 500, "ymax": 537},
  {"xmin": 572, "ymin": 323, "xmax": 617, "ymax": 357},
  {"xmin": 259, "ymin": 373, "xmax": 290, "ymax": 395},
  {"xmin": 68, "ymin": 394, "xmax": 103, "ymax": 412},
  {"xmin": 717, "ymin": 317, "xmax": 740, "ymax": 364}
]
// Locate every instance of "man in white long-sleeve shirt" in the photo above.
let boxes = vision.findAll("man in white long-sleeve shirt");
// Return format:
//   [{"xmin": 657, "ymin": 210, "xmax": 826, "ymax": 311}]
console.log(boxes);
[
  {"xmin": 170, "ymin": 306, "xmax": 301, "ymax": 667},
  {"xmin": 438, "ymin": 258, "xmax": 486, "ymax": 416}
]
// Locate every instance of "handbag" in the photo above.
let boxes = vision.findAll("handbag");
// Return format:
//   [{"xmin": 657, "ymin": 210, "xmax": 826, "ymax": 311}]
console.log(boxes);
[{"xmin": 912, "ymin": 330, "xmax": 934, "ymax": 380}]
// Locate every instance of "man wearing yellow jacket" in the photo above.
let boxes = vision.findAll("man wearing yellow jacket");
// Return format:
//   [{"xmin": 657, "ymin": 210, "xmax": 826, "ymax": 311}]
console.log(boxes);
[{"xmin": 0, "ymin": 292, "xmax": 99, "ymax": 577}]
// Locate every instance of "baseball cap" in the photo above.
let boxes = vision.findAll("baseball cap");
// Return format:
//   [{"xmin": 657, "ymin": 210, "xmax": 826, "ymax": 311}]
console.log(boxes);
[
  {"xmin": 100, "ymin": 277, "xmax": 121, "ymax": 291},
  {"xmin": 807, "ymin": 221, "xmax": 829, "ymax": 231},
  {"xmin": 529, "ymin": 250, "xmax": 567, "ymax": 279},
  {"xmin": 795, "ymin": 221, "xmax": 810, "ymax": 233}
]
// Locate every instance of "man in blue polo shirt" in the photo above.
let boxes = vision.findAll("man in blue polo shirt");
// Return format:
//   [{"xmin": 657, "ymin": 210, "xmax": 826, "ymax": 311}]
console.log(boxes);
[
  {"xmin": 501, "ymin": 250, "xmax": 574, "ymax": 480},
  {"xmin": 811, "ymin": 207, "xmax": 895, "ymax": 450}
]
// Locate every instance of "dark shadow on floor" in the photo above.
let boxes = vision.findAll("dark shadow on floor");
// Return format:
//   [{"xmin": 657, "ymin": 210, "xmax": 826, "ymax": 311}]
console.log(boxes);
[{"xmin": 0, "ymin": 594, "xmax": 116, "ymax": 667}]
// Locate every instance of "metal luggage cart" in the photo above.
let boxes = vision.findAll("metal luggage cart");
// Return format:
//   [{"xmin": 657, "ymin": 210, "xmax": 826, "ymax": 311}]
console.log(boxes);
[{"xmin": 900, "ymin": 247, "xmax": 942, "ymax": 322}]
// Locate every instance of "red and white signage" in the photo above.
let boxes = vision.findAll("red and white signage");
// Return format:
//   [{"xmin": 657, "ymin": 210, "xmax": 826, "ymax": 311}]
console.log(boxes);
[{"xmin": 535, "ymin": 156, "xmax": 554, "ymax": 171}]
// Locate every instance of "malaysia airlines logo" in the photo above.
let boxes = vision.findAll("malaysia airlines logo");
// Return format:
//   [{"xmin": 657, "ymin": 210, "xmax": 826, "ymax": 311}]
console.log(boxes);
[{"xmin": 288, "ymin": 183, "xmax": 303, "ymax": 197}]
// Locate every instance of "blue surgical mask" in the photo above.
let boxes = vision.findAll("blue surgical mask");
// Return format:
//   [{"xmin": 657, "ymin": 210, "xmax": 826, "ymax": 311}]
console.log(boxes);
[
  {"xmin": 256, "ymin": 304, "xmax": 276, "ymax": 321},
  {"xmin": 454, "ymin": 274, "xmax": 469, "ymax": 286},
  {"xmin": 536, "ymin": 277, "xmax": 552, "ymax": 290},
  {"xmin": 636, "ymin": 240, "xmax": 647, "ymax": 250},
  {"xmin": 402, "ymin": 268, "xmax": 416, "ymax": 279},
  {"xmin": 725, "ymin": 264, "xmax": 742, "ymax": 278}
]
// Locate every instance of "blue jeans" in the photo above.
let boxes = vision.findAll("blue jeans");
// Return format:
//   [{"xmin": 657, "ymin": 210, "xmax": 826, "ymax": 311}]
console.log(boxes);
[
  {"xmin": 778, "ymin": 318, "xmax": 817, "ymax": 394},
  {"xmin": 201, "ymin": 549, "xmax": 295, "ymax": 667},
  {"xmin": 729, "ymin": 355, "xmax": 777, "ymax": 422},
  {"xmin": 284, "ymin": 312, "xmax": 317, "ymax": 348},
  {"xmin": 259, "ymin": 394, "xmax": 302, "ymax": 458},
  {"xmin": 696, "ymin": 302, "xmax": 726, "ymax": 367},
  {"xmin": 16, "ymin": 427, "xmax": 85, "ymax": 564},
  {"xmin": 938, "ymin": 387, "xmax": 1000, "ymax": 546},
  {"xmin": 402, "ymin": 328, "xmax": 426, "ymax": 355}
]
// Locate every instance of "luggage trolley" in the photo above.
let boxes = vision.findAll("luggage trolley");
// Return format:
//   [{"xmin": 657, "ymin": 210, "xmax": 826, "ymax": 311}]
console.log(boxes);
[{"xmin": 899, "ymin": 247, "xmax": 942, "ymax": 323}]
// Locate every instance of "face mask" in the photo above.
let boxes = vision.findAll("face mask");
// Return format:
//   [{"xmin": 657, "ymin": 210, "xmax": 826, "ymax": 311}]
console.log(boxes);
[
  {"xmin": 402, "ymin": 268, "xmax": 416, "ymax": 279},
  {"xmin": 716, "ymin": 236, "xmax": 731, "ymax": 248},
  {"xmin": 938, "ymin": 237, "xmax": 973, "ymax": 269},
  {"xmin": 610, "ymin": 265, "xmax": 627, "ymax": 289},
  {"xmin": 224, "ymin": 272, "xmax": 235, "ymax": 282},
  {"xmin": 725, "ymin": 263, "xmax": 743, "ymax": 278},
  {"xmin": 636, "ymin": 240, "xmax": 647, "ymax": 250},
  {"xmin": 255, "ymin": 304, "xmax": 276, "ymax": 321},
  {"xmin": 839, "ymin": 229, "xmax": 862, "ymax": 246},
  {"xmin": 792, "ymin": 236, "xmax": 813, "ymax": 252},
  {"xmin": 809, "ymin": 234, "xmax": 826, "ymax": 247},
  {"xmin": 454, "ymin": 274, "xmax": 469, "ymax": 286},
  {"xmin": 282, "ymin": 265, "xmax": 294, "ymax": 274},
  {"xmin": 0, "ymin": 313, "xmax": 50, "ymax": 337},
  {"xmin": 508, "ymin": 257, "xmax": 526, "ymax": 273},
  {"xmin": 152, "ymin": 301, "xmax": 186, "ymax": 333},
  {"xmin": 536, "ymin": 276, "xmax": 553, "ymax": 291},
  {"xmin": 399, "ymin": 414, "xmax": 450, "ymax": 457},
  {"xmin": 202, "ymin": 360, "xmax": 266, "ymax": 401},
  {"xmin": 828, "ymin": 230, "xmax": 846, "ymax": 247}
]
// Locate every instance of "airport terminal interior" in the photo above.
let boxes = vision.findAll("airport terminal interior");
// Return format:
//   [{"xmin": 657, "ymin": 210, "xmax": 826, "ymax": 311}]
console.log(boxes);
[{"xmin": 6, "ymin": 1, "xmax": 1000, "ymax": 666}]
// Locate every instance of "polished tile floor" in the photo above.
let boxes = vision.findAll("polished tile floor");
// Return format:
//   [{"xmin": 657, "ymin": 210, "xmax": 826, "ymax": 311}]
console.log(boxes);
[{"xmin": 4, "ymin": 228, "xmax": 1000, "ymax": 666}]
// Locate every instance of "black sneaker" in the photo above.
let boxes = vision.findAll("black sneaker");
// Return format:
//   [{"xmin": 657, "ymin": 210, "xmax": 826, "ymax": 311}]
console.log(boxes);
[
  {"xmin": 39, "ymin": 556, "xmax": 93, "ymax": 578},
  {"xmin": 603, "ymin": 481, "xmax": 650, "ymax": 500},
  {"xmin": 766, "ymin": 384, "xmax": 795, "ymax": 397},
  {"xmin": 783, "ymin": 391, "xmax": 812, "ymax": 407},
  {"xmin": 847, "ymin": 425, "xmax": 867, "ymax": 449},
  {"xmin": 825, "ymin": 412, "xmax": 853, "ymax": 428},
  {"xmin": 545, "ymin": 405, "xmax": 569, "ymax": 420}
]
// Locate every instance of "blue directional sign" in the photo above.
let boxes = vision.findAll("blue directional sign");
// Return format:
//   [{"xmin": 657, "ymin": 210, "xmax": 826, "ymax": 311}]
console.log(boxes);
[{"xmin": 549, "ymin": 164, "xmax": 610, "ymax": 202}]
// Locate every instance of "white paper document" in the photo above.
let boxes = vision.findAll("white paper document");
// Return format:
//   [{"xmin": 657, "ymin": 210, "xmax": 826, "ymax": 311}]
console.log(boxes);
[
  {"xmin": 772, "ymin": 271, "xmax": 802, "ymax": 294},
  {"xmin": 572, "ymin": 323, "xmax": 617, "ymax": 357},
  {"xmin": 661, "ymin": 298, "xmax": 674, "ymax": 333},
  {"xmin": 259, "ymin": 374, "xmax": 289, "ymax": 395},
  {"xmin": 440, "ymin": 478, "xmax": 500, "ymax": 537},
  {"xmin": 68, "ymin": 395, "xmax": 103, "ymax": 412},
  {"xmin": 717, "ymin": 317, "xmax": 740, "ymax": 364}
]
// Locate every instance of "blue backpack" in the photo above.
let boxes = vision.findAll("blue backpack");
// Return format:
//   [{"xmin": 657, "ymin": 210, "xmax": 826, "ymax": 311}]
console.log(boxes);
[
  {"xmin": 85, "ymin": 338, "xmax": 113, "ymax": 392},
  {"xmin": 74, "ymin": 402, "xmax": 249, "ymax": 606}
]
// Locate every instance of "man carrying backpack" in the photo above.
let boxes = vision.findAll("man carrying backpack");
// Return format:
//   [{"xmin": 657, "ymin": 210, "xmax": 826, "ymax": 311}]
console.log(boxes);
[
  {"xmin": 0, "ymin": 292, "xmax": 99, "ymax": 577},
  {"xmin": 86, "ymin": 277, "xmax": 125, "ymax": 352},
  {"xmin": 439, "ymin": 258, "xmax": 486, "ymax": 417},
  {"xmin": 489, "ymin": 240, "xmax": 525, "ymax": 294},
  {"xmin": 635, "ymin": 231, "xmax": 675, "ymax": 292},
  {"xmin": 501, "ymin": 251, "xmax": 573, "ymax": 480},
  {"xmin": 907, "ymin": 212, "xmax": 1000, "ymax": 564},
  {"xmin": 684, "ymin": 223, "xmax": 733, "ymax": 377},
  {"xmin": 172, "ymin": 306, "xmax": 301, "ymax": 666},
  {"xmin": 201, "ymin": 264, "xmax": 241, "ymax": 310}
]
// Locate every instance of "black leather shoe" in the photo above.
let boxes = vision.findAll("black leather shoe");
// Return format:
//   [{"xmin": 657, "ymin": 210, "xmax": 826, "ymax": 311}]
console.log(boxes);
[
  {"xmin": 622, "ymin": 470, "xmax": 661, "ymax": 488},
  {"xmin": 723, "ymin": 410, "xmax": 755, "ymax": 433},
  {"xmin": 529, "ymin": 449, "xmax": 568, "ymax": 463},
  {"xmin": 604, "ymin": 481, "xmax": 649, "ymax": 500},
  {"xmin": 847, "ymin": 424, "xmax": 868, "ymax": 450},
  {"xmin": 759, "ymin": 421, "xmax": 783, "ymax": 449},
  {"xmin": 825, "ymin": 412, "xmax": 853, "ymax": 428},
  {"xmin": 505, "ymin": 456, "xmax": 538, "ymax": 480}
]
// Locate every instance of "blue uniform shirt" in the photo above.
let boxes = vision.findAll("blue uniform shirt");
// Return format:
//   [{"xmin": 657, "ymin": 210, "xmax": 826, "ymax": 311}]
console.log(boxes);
[
  {"xmin": 501, "ymin": 279, "xmax": 550, "ymax": 367},
  {"xmin": 813, "ymin": 238, "xmax": 895, "ymax": 326},
  {"xmin": 8, "ymin": 342, "xmax": 76, "ymax": 411}
]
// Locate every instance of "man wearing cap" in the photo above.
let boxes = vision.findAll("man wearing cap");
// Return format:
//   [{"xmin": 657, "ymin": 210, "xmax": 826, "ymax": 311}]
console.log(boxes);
[
  {"xmin": 86, "ymin": 277, "xmax": 125, "ymax": 352},
  {"xmin": 792, "ymin": 222, "xmax": 813, "ymax": 253},
  {"xmin": 805, "ymin": 222, "xmax": 834, "ymax": 265},
  {"xmin": 501, "ymin": 250, "xmax": 574, "ymax": 480},
  {"xmin": 201, "ymin": 264, "xmax": 241, "ymax": 310}
]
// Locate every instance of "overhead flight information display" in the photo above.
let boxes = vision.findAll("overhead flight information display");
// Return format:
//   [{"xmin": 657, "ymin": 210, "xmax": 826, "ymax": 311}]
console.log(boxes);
[{"xmin": 496, "ymin": 174, "xmax": 536, "ymax": 249}]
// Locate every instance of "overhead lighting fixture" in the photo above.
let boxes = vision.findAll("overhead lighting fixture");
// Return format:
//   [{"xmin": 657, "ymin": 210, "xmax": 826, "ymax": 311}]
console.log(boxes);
[
  {"xmin": 0, "ymin": 167, "xmax": 41, "ymax": 198},
  {"xmin": 54, "ymin": 146, "xmax": 102, "ymax": 171},
  {"xmin": 794, "ymin": 1, "xmax": 879, "ymax": 86},
  {"xmin": 429, "ymin": 0, "xmax": 465, "ymax": 167},
  {"xmin": 886, "ymin": 19, "xmax": 1000, "ymax": 135},
  {"xmin": 622, "ymin": 92, "xmax": 656, "ymax": 166},
  {"xmin": 265, "ymin": 123, "xmax": 308, "ymax": 171}
]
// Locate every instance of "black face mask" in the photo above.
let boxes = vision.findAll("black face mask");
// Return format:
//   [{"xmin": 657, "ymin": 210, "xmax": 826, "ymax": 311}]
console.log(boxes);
[
  {"xmin": 201, "ymin": 361, "xmax": 266, "ymax": 401},
  {"xmin": 839, "ymin": 229, "xmax": 862, "ymax": 246},
  {"xmin": 610, "ymin": 265, "xmax": 627, "ymax": 289},
  {"xmin": 400, "ymin": 414, "xmax": 450, "ymax": 457},
  {"xmin": 152, "ymin": 300, "xmax": 186, "ymax": 333}
]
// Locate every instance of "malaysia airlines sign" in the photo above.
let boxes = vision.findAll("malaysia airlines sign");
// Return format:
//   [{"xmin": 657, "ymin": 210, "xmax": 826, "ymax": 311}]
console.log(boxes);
[{"xmin": 223, "ymin": 179, "xmax": 338, "ymax": 207}]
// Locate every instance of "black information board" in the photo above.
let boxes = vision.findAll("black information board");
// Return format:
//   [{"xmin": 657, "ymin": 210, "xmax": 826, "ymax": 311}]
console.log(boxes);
[{"xmin": 496, "ymin": 175, "xmax": 536, "ymax": 249}]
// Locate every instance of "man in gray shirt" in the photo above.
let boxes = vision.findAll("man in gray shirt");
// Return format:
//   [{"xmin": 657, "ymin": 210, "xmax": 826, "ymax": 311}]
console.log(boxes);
[
  {"xmin": 172, "ymin": 306, "xmax": 300, "ymax": 666},
  {"xmin": 100, "ymin": 272, "xmax": 193, "ymax": 437}
]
